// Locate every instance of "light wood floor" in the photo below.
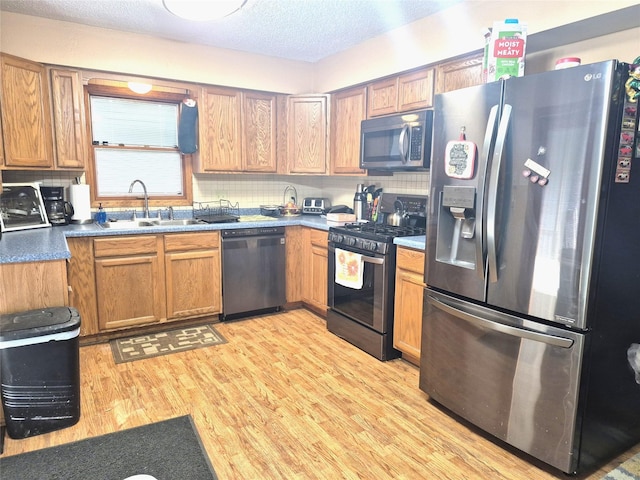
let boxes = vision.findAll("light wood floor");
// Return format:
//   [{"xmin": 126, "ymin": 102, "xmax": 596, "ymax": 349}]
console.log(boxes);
[{"xmin": 2, "ymin": 309, "xmax": 638, "ymax": 479}]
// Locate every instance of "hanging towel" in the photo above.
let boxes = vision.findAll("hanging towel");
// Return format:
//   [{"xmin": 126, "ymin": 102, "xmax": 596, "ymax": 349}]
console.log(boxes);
[
  {"xmin": 178, "ymin": 99, "xmax": 198, "ymax": 154},
  {"xmin": 335, "ymin": 248, "xmax": 364, "ymax": 289}
]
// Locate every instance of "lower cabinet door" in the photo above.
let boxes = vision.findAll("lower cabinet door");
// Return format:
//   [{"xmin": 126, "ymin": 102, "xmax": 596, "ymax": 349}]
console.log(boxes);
[
  {"xmin": 94, "ymin": 254, "xmax": 166, "ymax": 331},
  {"xmin": 165, "ymin": 250, "xmax": 221, "ymax": 319}
]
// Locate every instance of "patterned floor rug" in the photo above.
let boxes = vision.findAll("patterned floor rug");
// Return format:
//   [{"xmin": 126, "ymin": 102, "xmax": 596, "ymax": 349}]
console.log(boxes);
[
  {"xmin": 603, "ymin": 452, "xmax": 640, "ymax": 479},
  {"xmin": 110, "ymin": 324, "xmax": 227, "ymax": 364}
]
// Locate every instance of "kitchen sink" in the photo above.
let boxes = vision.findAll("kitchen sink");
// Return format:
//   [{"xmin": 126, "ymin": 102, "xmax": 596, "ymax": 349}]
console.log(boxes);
[
  {"xmin": 98, "ymin": 218, "xmax": 204, "ymax": 228},
  {"xmin": 153, "ymin": 219, "xmax": 204, "ymax": 226},
  {"xmin": 98, "ymin": 220, "xmax": 157, "ymax": 228}
]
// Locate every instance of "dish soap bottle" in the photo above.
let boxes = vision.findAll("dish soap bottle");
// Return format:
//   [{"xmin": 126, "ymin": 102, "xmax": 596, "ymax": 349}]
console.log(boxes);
[{"xmin": 96, "ymin": 203, "xmax": 107, "ymax": 224}]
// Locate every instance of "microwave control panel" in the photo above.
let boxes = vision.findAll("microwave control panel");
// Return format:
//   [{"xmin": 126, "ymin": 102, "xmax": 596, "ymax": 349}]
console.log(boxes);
[{"xmin": 410, "ymin": 126, "xmax": 424, "ymax": 160}]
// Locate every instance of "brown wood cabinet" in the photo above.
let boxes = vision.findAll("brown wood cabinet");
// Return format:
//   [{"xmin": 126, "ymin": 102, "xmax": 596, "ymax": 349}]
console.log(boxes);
[
  {"xmin": 197, "ymin": 86, "xmax": 278, "ymax": 173},
  {"xmin": 93, "ymin": 235, "xmax": 166, "ymax": 331},
  {"xmin": 67, "ymin": 232, "xmax": 222, "ymax": 337},
  {"xmin": 164, "ymin": 232, "xmax": 221, "ymax": 319},
  {"xmin": 434, "ymin": 51, "xmax": 484, "ymax": 94},
  {"xmin": 0, "ymin": 260, "xmax": 68, "ymax": 314},
  {"xmin": 330, "ymin": 86, "xmax": 366, "ymax": 175},
  {"xmin": 242, "ymin": 91, "xmax": 277, "ymax": 172},
  {"xmin": 287, "ymin": 95, "xmax": 329, "ymax": 174},
  {"xmin": 367, "ymin": 68, "xmax": 434, "ymax": 118},
  {"xmin": 393, "ymin": 246, "xmax": 425, "ymax": 366},
  {"xmin": 0, "ymin": 115, "xmax": 4, "ymax": 167},
  {"xmin": 49, "ymin": 68, "xmax": 88, "ymax": 169},
  {"xmin": 197, "ymin": 86, "xmax": 243, "ymax": 172},
  {"xmin": 302, "ymin": 227, "xmax": 328, "ymax": 315},
  {"xmin": 285, "ymin": 225, "xmax": 304, "ymax": 303},
  {"xmin": 0, "ymin": 53, "xmax": 54, "ymax": 168}
]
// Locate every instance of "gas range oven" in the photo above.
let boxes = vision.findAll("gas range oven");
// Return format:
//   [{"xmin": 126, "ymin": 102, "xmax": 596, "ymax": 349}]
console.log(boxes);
[{"xmin": 327, "ymin": 194, "xmax": 426, "ymax": 361}]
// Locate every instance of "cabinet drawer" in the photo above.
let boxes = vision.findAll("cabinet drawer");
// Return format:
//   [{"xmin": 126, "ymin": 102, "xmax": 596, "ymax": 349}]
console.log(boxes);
[
  {"xmin": 164, "ymin": 232, "xmax": 220, "ymax": 252},
  {"xmin": 309, "ymin": 228, "xmax": 328, "ymax": 247},
  {"xmin": 397, "ymin": 247, "xmax": 425, "ymax": 276},
  {"xmin": 94, "ymin": 235, "xmax": 157, "ymax": 257}
]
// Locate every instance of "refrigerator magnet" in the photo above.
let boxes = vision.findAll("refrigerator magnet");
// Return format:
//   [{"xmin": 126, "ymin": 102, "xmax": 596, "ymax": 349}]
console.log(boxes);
[{"xmin": 445, "ymin": 139, "xmax": 476, "ymax": 179}]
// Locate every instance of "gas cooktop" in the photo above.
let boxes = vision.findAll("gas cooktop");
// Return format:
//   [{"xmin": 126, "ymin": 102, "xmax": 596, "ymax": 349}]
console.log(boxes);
[
  {"xmin": 329, "ymin": 222, "xmax": 426, "ymax": 254},
  {"xmin": 330, "ymin": 222, "xmax": 426, "ymax": 242}
]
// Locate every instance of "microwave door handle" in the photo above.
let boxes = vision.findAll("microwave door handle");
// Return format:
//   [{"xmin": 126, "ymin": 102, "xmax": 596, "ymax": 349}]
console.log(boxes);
[
  {"xmin": 398, "ymin": 125, "xmax": 410, "ymax": 163},
  {"xmin": 486, "ymin": 104, "xmax": 512, "ymax": 284},
  {"xmin": 428, "ymin": 294, "xmax": 574, "ymax": 348}
]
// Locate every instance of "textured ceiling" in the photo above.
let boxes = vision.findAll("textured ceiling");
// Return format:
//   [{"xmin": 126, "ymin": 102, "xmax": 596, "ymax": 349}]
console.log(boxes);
[{"xmin": 0, "ymin": 0, "xmax": 462, "ymax": 62}]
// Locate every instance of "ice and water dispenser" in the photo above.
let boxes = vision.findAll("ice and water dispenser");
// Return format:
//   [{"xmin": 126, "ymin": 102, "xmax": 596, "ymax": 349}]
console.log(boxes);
[{"xmin": 435, "ymin": 185, "xmax": 477, "ymax": 269}]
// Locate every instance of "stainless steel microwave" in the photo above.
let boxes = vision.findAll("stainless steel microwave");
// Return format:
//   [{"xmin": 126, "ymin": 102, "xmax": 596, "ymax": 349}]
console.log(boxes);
[{"xmin": 360, "ymin": 109, "xmax": 433, "ymax": 171}]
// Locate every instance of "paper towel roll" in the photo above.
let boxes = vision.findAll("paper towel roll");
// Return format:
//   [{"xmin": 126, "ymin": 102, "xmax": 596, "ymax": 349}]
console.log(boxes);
[{"xmin": 69, "ymin": 184, "xmax": 92, "ymax": 224}]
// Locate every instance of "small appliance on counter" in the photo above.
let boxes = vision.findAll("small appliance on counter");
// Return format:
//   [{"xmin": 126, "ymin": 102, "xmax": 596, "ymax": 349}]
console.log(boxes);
[
  {"xmin": 41, "ymin": 186, "xmax": 74, "ymax": 226},
  {"xmin": 302, "ymin": 197, "xmax": 331, "ymax": 215},
  {"xmin": 0, "ymin": 183, "xmax": 51, "ymax": 232}
]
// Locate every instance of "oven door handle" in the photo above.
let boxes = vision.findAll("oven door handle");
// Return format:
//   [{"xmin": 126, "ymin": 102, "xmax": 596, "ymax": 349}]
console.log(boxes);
[
  {"xmin": 330, "ymin": 245, "xmax": 385, "ymax": 265},
  {"xmin": 361, "ymin": 255, "xmax": 384, "ymax": 265}
]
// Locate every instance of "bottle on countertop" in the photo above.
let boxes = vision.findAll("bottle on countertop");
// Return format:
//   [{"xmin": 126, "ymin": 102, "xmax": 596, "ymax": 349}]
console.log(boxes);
[
  {"xmin": 96, "ymin": 203, "xmax": 107, "ymax": 224},
  {"xmin": 353, "ymin": 184, "xmax": 367, "ymax": 222}
]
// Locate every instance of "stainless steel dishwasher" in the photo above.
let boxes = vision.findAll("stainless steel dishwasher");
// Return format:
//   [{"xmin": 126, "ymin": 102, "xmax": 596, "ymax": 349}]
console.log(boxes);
[{"xmin": 221, "ymin": 226, "xmax": 286, "ymax": 320}]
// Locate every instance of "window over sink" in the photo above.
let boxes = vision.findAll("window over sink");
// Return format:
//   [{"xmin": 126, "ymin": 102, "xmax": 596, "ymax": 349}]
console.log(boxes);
[{"xmin": 86, "ymin": 85, "xmax": 193, "ymax": 207}]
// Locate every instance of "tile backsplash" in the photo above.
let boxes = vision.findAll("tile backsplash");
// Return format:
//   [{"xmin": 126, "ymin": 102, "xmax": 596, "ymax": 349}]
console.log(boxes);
[
  {"xmin": 3, "ymin": 170, "xmax": 429, "ymax": 212},
  {"xmin": 193, "ymin": 172, "xmax": 429, "ymax": 208}
]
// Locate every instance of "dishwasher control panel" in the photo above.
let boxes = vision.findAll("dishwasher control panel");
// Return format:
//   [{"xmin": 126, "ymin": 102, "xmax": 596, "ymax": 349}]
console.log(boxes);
[{"xmin": 221, "ymin": 226, "xmax": 285, "ymax": 237}]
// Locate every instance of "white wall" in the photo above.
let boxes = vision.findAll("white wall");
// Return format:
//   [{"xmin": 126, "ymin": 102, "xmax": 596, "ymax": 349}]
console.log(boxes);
[
  {"xmin": 2, "ymin": 1, "xmax": 637, "ymax": 94},
  {"xmin": 0, "ymin": 12, "xmax": 314, "ymax": 94},
  {"xmin": 313, "ymin": 0, "xmax": 640, "ymax": 91}
]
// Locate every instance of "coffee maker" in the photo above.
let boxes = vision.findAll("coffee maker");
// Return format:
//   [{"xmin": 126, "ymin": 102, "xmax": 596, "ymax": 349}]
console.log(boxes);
[{"xmin": 40, "ymin": 186, "xmax": 74, "ymax": 226}]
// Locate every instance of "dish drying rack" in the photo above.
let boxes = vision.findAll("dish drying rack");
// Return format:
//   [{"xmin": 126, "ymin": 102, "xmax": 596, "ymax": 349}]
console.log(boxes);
[{"xmin": 193, "ymin": 200, "xmax": 240, "ymax": 223}]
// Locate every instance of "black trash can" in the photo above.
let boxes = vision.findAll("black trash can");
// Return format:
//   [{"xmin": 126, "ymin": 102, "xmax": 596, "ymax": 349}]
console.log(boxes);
[{"xmin": 0, "ymin": 306, "xmax": 81, "ymax": 439}]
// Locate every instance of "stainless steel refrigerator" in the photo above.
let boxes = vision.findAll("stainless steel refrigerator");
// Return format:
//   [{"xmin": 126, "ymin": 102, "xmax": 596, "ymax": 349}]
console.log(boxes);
[{"xmin": 420, "ymin": 60, "xmax": 640, "ymax": 474}]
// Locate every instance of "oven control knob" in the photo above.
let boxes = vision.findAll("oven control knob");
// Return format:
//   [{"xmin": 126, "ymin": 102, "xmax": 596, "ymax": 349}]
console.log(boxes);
[
  {"xmin": 346, "ymin": 237, "xmax": 357, "ymax": 246},
  {"xmin": 368, "ymin": 242, "xmax": 378, "ymax": 252}
]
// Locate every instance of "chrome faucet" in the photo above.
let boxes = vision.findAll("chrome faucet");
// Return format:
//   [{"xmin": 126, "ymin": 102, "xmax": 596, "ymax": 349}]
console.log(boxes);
[{"xmin": 128, "ymin": 179, "xmax": 150, "ymax": 218}]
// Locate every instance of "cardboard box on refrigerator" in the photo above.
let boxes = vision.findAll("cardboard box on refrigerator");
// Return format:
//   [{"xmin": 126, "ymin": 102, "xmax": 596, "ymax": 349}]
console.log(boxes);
[{"xmin": 485, "ymin": 19, "xmax": 527, "ymax": 82}]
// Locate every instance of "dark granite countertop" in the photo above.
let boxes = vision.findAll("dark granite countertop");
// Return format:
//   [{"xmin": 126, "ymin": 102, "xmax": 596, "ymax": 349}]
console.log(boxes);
[
  {"xmin": 0, "ymin": 215, "xmax": 329, "ymax": 264},
  {"xmin": 0, "ymin": 215, "xmax": 426, "ymax": 264}
]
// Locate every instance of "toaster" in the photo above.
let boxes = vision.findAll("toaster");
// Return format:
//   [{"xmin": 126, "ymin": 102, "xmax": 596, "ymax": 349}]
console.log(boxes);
[{"xmin": 302, "ymin": 197, "xmax": 331, "ymax": 215}]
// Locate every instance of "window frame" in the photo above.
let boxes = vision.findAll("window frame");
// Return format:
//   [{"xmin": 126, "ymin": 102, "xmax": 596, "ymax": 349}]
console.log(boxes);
[{"xmin": 84, "ymin": 83, "xmax": 194, "ymax": 209}]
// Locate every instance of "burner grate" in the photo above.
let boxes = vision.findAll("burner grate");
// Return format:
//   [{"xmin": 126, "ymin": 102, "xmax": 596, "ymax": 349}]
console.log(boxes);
[{"xmin": 330, "ymin": 222, "xmax": 425, "ymax": 243}]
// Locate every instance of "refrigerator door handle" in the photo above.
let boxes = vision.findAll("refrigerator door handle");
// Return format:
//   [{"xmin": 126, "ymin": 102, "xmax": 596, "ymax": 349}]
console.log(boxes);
[
  {"xmin": 476, "ymin": 105, "xmax": 500, "ymax": 279},
  {"xmin": 399, "ymin": 124, "xmax": 410, "ymax": 163},
  {"xmin": 428, "ymin": 294, "xmax": 574, "ymax": 348},
  {"xmin": 486, "ymin": 104, "xmax": 512, "ymax": 283}
]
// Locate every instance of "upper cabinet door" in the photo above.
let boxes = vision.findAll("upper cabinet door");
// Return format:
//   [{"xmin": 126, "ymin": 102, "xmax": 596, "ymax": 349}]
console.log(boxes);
[
  {"xmin": 435, "ymin": 51, "xmax": 484, "ymax": 94},
  {"xmin": 367, "ymin": 77, "xmax": 397, "ymax": 117},
  {"xmin": 397, "ymin": 68, "xmax": 434, "ymax": 111},
  {"xmin": 287, "ymin": 95, "xmax": 328, "ymax": 174},
  {"xmin": 50, "ymin": 68, "xmax": 88, "ymax": 169},
  {"xmin": 0, "ymin": 54, "xmax": 54, "ymax": 168},
  {"xmin": 242, "ymin": 91, "xmax": 277, "ymax": 172},
  {"xmin": 330, "ymin": 86, "xmax": 366, "ymax": 175},
  {"xmin": 368, "ymin": 68, "xmax": 434, "ymax": 118},
  {"xmin": 198, "ymin": 86, "xmax": 242, "ymax": 172}
]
